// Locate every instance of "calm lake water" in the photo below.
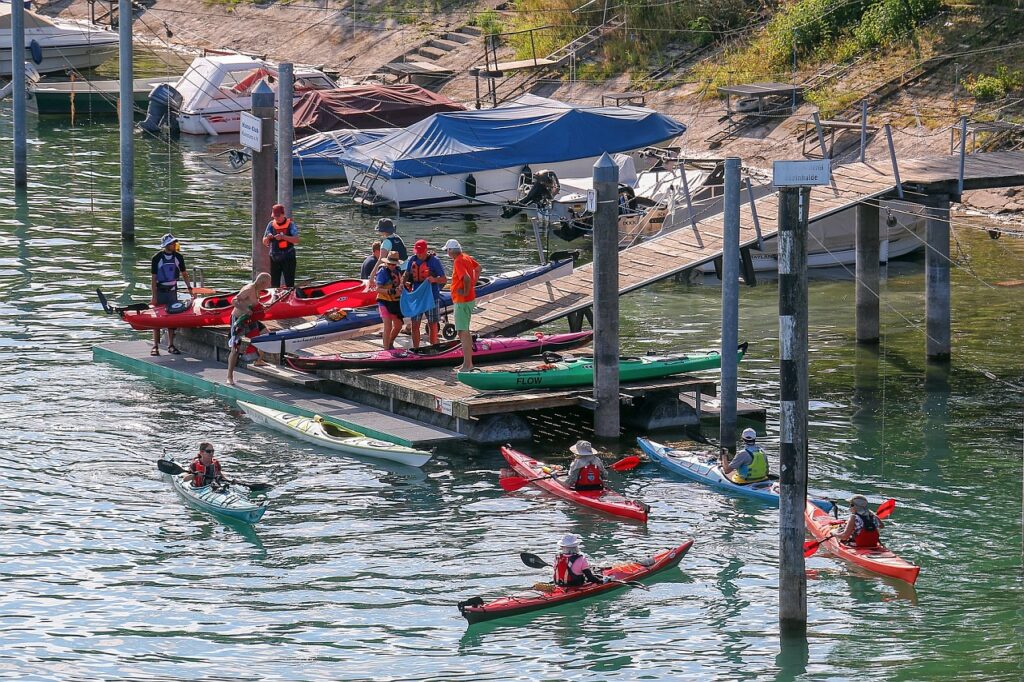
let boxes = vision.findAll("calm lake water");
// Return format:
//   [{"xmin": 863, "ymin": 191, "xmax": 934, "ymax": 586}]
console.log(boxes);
[{"xmin": 1, "ymin": 79, "xmax": 1023, "ymax": 681}]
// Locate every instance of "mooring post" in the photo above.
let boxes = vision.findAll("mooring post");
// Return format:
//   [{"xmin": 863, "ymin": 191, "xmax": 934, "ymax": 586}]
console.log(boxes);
[
  {"xmin": 777, "ymin": 185, "xmax": 809, "ymax": 633},
  {"xmin": 251, "ymin": 81, "xmax": 275, "ymax": 279},
  {"xmin": 855, "ymin": 201, "xmax": 880, "ymax": 344},
  {"xmin": 719, "ymin": 157, "xmax": 741, "ymax": 453},
  {"xmin": 745, "ymin": 177, "xmax": 764, "ymax": 249},
  {"xmin": 277, "ymin": 63, "xmax": 295, "ymax": 215},
  {"xmin": 957, "ymin": 115, "xmax": 967, "ymax": 198},
  {"xmin": 884, "ymin": 124, "xmax": 904, "ymax": 199},
  {"xmin": 859, "ymin": 100, "xmax": 868, "ymax": 164},
  {"xmin": 679, "ymin": 161, "xmax": 698, "ymax": 231},
  {"xmin": 812, "ymin": 111, "xmax": 828, "ymax": 160},
  {"xmin": 118, "ymin": 0, "xmax": 135, "ymax": 241},
  {"xmin": 12, "ymin": 0, "xmax": 27, "ymax": 187},
  {"xmin": 592, "ymin": 153, "xmax": 620, "ymax": 438},
  {"xmin": 925, "ymin": 193, "xmax": 952, "ymax": 361}
]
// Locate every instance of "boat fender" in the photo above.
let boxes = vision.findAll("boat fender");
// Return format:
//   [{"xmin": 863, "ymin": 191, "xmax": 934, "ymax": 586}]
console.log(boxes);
[
  {"xmin": 29, "ymin": 40, "xmax": 42, "ymax": 65},
  {"xmin": 465, "ymin": 174, "xmax": 477, "ymax": 199}
]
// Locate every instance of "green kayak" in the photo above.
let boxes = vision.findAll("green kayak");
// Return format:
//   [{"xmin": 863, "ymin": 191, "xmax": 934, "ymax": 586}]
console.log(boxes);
[{"xmin": 458, "ymin": 342, "xmax": 747, "ymax": 391}]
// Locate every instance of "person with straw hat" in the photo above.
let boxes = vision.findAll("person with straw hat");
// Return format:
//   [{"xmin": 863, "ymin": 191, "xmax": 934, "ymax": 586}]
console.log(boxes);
[
  {"xmin": 552, "ymin": 534, "xmax": 607, "ymax": 587},
  {"xmin": 375, "ymin": 250, "xmax": 405, "ymax": 350},
  {"xmin": 834, "ymin": 495, "xmax": 885, "ymax": 548},
  {"xmin": 565, "ymin": 440, "xmax": 609, "ymax": 492}
]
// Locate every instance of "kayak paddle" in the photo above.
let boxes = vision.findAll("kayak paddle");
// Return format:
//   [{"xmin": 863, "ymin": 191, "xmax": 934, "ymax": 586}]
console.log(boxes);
[
  {"xmin": 156, "ymin": 459, "xmax": 273, "ymax": 492},
  {"xmin": 499, "ymin": 470, "xmax": 561, "ymax": 492},
  {"xmin": 519, "ymin": 552, "xmax": 649, "ymax": 591},
  {"xmin": 803, "ymin": 498, "xmax": 898, "ymax": 557},
  {"xmin": 610, "ymin": 455, "xmax": 642, "ymax": 472}
]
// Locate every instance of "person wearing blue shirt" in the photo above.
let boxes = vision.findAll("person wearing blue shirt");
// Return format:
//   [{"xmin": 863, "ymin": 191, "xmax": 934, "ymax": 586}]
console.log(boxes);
[{"xmin": 403, "ymin": 239, "xmax": 447, "ymax": 347}]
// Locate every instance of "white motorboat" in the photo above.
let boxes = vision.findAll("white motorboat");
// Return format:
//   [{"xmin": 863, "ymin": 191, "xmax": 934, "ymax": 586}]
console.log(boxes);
[
  {"xmin": 169, "ymin": 54, "xmax": 340, "ymax": 135},
  {"xmin": 0, "ymin": 5, "xmax": 118, "ymax": 76}
]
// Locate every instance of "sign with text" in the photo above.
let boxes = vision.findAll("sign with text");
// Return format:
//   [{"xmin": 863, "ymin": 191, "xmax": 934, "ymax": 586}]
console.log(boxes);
[
  {"xmin": 772, "ymin": 159, "xmax": 830, "ymax": 187},
  {"xmin": 239, "ymin": 112, "xmax": 263, "ymax": 152}
]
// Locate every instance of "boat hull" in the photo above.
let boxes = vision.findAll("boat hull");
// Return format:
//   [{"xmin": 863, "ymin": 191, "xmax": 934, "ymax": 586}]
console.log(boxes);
[
  {"xmin": 31, "ymin": 76, "xmax": 175, "ymax": 115},
  {"xmin": 1, "ymin": 26, "xmax": 119, "ymax": 76},
  {"xmin": 165, "ymin": 466, "xmax": 268, "ymax": 524}
]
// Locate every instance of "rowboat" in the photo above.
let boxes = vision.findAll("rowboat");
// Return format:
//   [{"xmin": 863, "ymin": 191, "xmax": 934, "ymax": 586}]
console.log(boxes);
[
  {"xmin": 237, "ymin": 401, "xmax": 433, "ymax": 467},
  {"xmin": 162, "ymin": 461, "xmax": 268, "ymax": 524},
  {"xmin": 805, "ymin": 498, "xmax": 920, "ymax": 584},
  {"xmin": 637, "ymin": 438, "xmax": 834, "ymax": 512}
]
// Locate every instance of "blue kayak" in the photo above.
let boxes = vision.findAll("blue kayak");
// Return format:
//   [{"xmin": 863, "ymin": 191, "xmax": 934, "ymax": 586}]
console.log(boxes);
[
  {"xmin": 252, "ymin": 255, "xmax": 576, "ymax": 354},
  {"xmin": 637, "ymin": 437, "xmax": 834, "ymax": 512}
]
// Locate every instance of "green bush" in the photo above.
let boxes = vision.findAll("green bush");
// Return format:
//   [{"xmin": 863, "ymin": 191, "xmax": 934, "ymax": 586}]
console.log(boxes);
[
  {"xmin": 854, "ymin": 0, "xmax": 941, "ymax": 49},
  {"xmin": 964, "ymin": 67, "xmax": 1024, "ymax": 101},
  {"xmin": 471, "ymin": 9, "xmax": 503, "ymax": 36}
]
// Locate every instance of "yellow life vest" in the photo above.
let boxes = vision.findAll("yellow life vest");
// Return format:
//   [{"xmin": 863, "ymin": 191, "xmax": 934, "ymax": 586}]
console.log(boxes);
[{"xmin": 727, "ymin": 446, "xmax": 768, "ymax": 484}]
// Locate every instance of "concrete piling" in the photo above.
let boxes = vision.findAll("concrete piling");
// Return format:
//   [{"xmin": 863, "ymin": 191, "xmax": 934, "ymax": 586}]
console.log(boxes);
[{"xmin": 592, "ymin": 153, "xmax": 620, "ymax": 439}]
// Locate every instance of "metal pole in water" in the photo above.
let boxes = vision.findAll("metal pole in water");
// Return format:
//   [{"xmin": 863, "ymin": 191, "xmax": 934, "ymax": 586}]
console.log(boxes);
[
  {"xmin": 855, "ymin": 201, "xmax": 880, "ymax": 344},
  {"xmin": 12, "ymin": 0, "xmax": 27, "ymax": 187},
  {"xmin": 925, "ymin": 193, "xmax": 952, "ymax": 361},
  {"xmin": 777, "ymin": 185, "xmax": 809, "ymax": 632},
  {"xmin": 592, "ymin": 153, "xmax": 620, "ymax": 439},
  {"xmin": 277, "ymin": 63, "xmax": 294, "ymax": 215},
  {"xmin": 719, "ymin": 157, "xmax": 741, "ymax": 453},
  {"xmin": 119, "ymin": 0, "xmax": 135, "ymax": 241},
  {"xmin": 251, "ymin": 81, "xmax": 276, "ymax": 279}
]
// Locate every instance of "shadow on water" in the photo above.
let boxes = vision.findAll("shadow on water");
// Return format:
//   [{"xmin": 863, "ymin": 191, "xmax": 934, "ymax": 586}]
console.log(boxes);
[
  {"xmin": 120, "ymin": 241, "xmax": 141, "ymax": 303},
  {"xmin": 774, "ymin": 629, "xmax": 809, "ymax": 682},
  {"xmin": 851, "ymin": 344, "xmax": 884, "ymax": 474},
  {"xmin": 919, "ymin": 361, "xmax": 952, "ymax": 488},
  {"xmin": 14, "ymin": 187, "xmax": 31, "ymax": 290}
]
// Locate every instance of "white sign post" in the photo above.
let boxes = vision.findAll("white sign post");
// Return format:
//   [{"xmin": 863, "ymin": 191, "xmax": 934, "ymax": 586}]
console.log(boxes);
[
  {"xmin": 239, "ymin": 111, "xmax": 263, "ymax": 152},
  {"xmin": 772, "ymin": 159, "xmax": 831, "ymax": 187}
]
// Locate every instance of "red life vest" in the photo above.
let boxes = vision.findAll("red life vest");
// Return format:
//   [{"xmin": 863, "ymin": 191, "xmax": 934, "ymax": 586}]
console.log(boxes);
[
  {"xmin": 574, "ymin": 463, "xmax": 603, "ymax": 491},
  {"xmin": 850, "ymin": 512, "xmax": 880, "ymax": 547},
  {"xmin": 272, "ymin": 218, "xmax": 292, "ymax": 249},
  {"xmin": 407, "ymin": 253, "xmax": 437, "ymax": 283},
  {"xmin": 553, "ymin": 553, "xmax": 585, "ymax": 586},
  {"xmin": 189, "ymin": 457, "xmax": 222, "ymax": 488}
]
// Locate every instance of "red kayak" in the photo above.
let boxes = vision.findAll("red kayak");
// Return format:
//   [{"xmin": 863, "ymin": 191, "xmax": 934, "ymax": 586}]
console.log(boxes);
[
  {"xmin": 501, "ymin": 446, "xmax": 650, "ymax": 522},
  {"xmin": 458, "ymin": 540, "xmax": 693, "ymax": 624},
  {"xmin": 805, "ymin": 498, "xmax": 920, "ymax": 584},
  {"xmin": 97, "ymin": 279, "xmax": 374, "ymax": 330},
  {"xmin": 286, "ymin": 331, "xmax": 594, "ymax": 371}
]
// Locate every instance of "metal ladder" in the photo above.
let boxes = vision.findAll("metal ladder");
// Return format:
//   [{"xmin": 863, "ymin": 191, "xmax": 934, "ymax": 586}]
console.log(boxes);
[{"xmin": 348, "ymin": 158, "xmax": 388, "ymax": 208}]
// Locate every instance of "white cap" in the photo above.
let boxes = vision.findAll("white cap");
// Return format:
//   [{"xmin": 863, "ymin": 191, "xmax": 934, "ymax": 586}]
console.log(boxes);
[
  {"xmin": 443, "ymin": 238, "xmax": 462, "ymax": 251},
  {"xmin": 558, "ymin": 533, "xmax": 580, "ymax": 548},
  {"xmin": 742, "ymin": 428, "xmax": 757, "ymax": 442},
  {"xmin": 160, "ymin": 233, "xmax": 179, "ymax": 248}
]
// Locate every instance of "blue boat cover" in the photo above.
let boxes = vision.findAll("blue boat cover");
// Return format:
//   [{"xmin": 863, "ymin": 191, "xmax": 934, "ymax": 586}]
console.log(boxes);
[
  {"xmin": 293, "ymin": 128, "xmax": 398, "ymax": 159},
  {"xmin": 342, "ymin": 96, "xmax": 686, "ymax": 179},
  {"xmin": 400, "ymin": 280, "xmax": 435, "ymax": 318}
]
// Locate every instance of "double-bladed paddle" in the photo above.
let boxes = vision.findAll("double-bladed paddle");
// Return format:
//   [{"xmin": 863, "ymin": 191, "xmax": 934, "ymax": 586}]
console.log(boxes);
[
  {"xmin": 156, "ymin": 459, "xmax": 273, "ymax": 492},
  {"xmin": 519, "ymin": 552, "xmax": 649, "ymax": 591},
  {"xmin": 498, "ymin": 455, "xmax": 642, "ymax": 492},
  {"xmin": 803, "ymin": 498, "xmax": 897, "ymax": 557}
]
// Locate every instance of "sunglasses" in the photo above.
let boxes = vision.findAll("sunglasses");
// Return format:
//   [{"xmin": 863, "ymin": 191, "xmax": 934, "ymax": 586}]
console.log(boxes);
[{"xmin": 202, "ymin": 448, "xmax": 215, "ymax": 454}]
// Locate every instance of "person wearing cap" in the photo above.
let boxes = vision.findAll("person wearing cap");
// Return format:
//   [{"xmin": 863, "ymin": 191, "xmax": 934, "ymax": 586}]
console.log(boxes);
[
  {"xmin": 720, "ymin": 427, "xmax": 769, "ymax": 484},
  {"xmin": 226, "ymin": 272, "xmax": 271, "ymax": 386},
  {"xmin": 367, "ymin": 218, "xmax": 407, "ymax": 283},
  {"xmin": 262, "ymin": 204, "xmax": 300, "ymax": 288},
  {"xmin": 149, "ymin": 233, "xmax": 194, "ymax": 356},
  {"xmin": 360, "ymin": 241, "xmax": 382, "ymax": 280},
  {"xmin": 552, "ymin": 534, "xmax": 607, "ymax": 587},
  {"xmin": 403, "ymin": 239, "xmax": 447, "ymax": 347},
  {"xmin": 833, "ymin": 495, "xmax": 884, "ymax": 548},
  {"xmin": 375, "ymin": 250, "xmax": 405, "ymax": 350},
  {"xmin": 565, "ymin": 440, "xmax": 609, "ymax": 491},
  {"xmin": 445, "ymin": 239, "xmax": 481, "ymax": 371}
]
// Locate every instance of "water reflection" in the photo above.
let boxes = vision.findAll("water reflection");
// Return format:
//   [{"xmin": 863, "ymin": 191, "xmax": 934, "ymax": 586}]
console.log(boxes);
[{"xmin": 774, "ymin": 629, "xmax": 809, "ymax": 682}]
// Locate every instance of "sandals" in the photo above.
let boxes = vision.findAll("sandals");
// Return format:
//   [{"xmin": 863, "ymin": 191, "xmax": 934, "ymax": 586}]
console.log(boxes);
[
  {"xmin": 150, "ymin": 346, "xmax": 160, "ymax": 356},
  {"xmin": 167, "ymin": 345, "xmax": 182, "ymax": 355}
]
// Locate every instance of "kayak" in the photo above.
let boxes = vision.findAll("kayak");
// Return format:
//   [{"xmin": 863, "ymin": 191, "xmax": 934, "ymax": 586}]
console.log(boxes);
[
  {"xmin": 98, "ymin": 278, "xmax": 371, "ymax": 330},
  {"xmin": 459, "ymin": 343, "xmax": 747, "ymax": 391},
  {"xmin": 250, "ymin": 255, "xmax": 576, "ymax": 354},
  {"xmin": 805, "ymin": 498, "xmax": 920, "ymax": 584},
  {"xmin": 501, "ymin": 446, "xmax": 649, "ymax": 521},
  {"xmin": 637, "ymin": 438, "xmax": 834, "ymax": 512},
  {"xmin": 286, "ymin": 331, "xmax": 594, "ymax": 371},
  {"xmin": 161, "ymin": 460, "xmax": 268, "ymax": 524},
  {"xmin": 237, "ymin": 401, "xmax": 433, "ymax": 467},
  {"xmin": 458, "ymin": 540, "xmax": 694, "ymax": 624}
]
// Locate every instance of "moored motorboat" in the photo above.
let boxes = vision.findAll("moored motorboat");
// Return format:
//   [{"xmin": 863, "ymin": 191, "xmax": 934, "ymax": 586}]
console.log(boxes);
[
  {"xmin": 31, "ymin": 76, "xmax": 176, "ymax": 115},
  {"xmin": 293, "ymin": 128, "xmax": 397, "ymax": 183},
  {"xmin": 161, "ymin": 459, "xmax": 268, "ymax": 524},
  {"xmin": 237, "ymin": 401, "xmax": 433, "ymax": 467},
  {"xmin": 1, "ymin": 5, "xmax": 118, "ymax": 76}
]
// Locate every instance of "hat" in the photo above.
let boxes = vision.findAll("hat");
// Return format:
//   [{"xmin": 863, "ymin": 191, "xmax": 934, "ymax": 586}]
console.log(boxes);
[
  {"xmin": 558, "ymin": 533, "xmax": 580, "ymax": 548},
  {"xmin": 160, "ymin": 233, "xmax": 178, "ymax": 248},
  {"xmin": 376, "ymin": 218, "xmax": 395, "ymax": 234},
  {"xmin": 271, "ymin": 203, "xmax": 285, "ymax": 216},
  {"xmin": 569, "ymin": 440, "xmax": 595, "ymax": 457},
  {"xmin": 742, "ymin": 428, "xmax": 757, "ymax": 442},
  {"xmin": 414, "ymin": 239, "xmax": 428, "ymax": 253},
  {"xmin": 443, "ymin": 238, "xmax": 462, "ymax": 251},
  {"xmin": 849, "ymin": 495, "xmax": 869, "ymax": 512},
  {"xmin": 386, "ymin": 250, "xmax": 401, "ymax": 264}
]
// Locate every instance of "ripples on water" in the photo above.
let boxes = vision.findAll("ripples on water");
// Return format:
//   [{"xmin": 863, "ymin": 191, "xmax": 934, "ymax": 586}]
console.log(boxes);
[{"xmin": 1, "ymin": 102, "xmax": 1022, "ymax": 681}]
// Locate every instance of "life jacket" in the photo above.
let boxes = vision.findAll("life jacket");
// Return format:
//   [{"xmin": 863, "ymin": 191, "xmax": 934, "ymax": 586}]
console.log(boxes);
[
  {"xmin": 189, "ymin": 457, "xmax": 222, "ymax": 488},
  {"xmin": 849, "ymin": 512, "xmax": 880, "ymax": 547},
  {"xmin": 155, "ymin": 253, "xmax": 180, "ymax": 289},
  {"xmin": 271, "ymin": 218, "xmax": 293, "ymax": 251},
  {"xmin": 382, "ymin": 234, "xmax": 407, "ymax": 262},
  {"xmin": 728, "ymin": 446, "xmax": 768, "ymax": 484},
  {"xmin": 553, "ymin": 553, "xmax": 586, "ymax": 586},
  {"xmin": 376, "ymin": 266, "xmax": 403, "ymax": 302},
  {"xmin": 574, "ymin": 463, "xmax": 603, "ymax": 491},
  {"xmin": 407, "ymin": 253, "xmax": 438, "ymax": 284}
]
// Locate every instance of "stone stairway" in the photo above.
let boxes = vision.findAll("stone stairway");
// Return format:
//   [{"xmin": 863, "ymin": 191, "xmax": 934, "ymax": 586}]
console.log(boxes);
[{"xmin": 373, "ymin": 24, "xmax": 484, "ymax": 90}]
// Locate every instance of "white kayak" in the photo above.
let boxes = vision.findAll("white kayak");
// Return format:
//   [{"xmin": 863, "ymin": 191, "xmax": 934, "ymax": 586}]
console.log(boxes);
[
  {"xmin": 163, "ymin": 462, "xmax": 269, "ymax": 524},
  {"xmin": 237, "ymin": 401, "xmax": 434, "ymax": 467}
]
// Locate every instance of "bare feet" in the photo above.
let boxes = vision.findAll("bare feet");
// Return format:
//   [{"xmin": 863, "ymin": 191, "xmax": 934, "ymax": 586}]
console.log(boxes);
[
  {"xmin": 252, "ymin": 359, "xmax": 268, "ymax": 367},
  {"xmin": 226, "ymin": 376, "xmax": 235, "ymax": 386}
]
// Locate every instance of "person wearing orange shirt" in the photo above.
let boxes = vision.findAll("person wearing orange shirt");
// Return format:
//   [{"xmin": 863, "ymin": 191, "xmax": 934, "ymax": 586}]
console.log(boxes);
[{"xmin": 444, "ymin": 239, "xmax": 481, "ymax": 372}]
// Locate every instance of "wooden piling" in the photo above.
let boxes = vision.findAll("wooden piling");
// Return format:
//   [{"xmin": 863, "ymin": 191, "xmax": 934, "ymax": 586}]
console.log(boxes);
[
  {"xmin": 277, "ymin": 63, "xmax": 294, "ymax": 216},
  {"xmin": 251, "ymin": 81, "xmax": 275, "ymax": 279},
  {"xmin": 592, "ymin": 153, "xmax": 620, "ymax": 438},
  {"xmin": 855, "ymin": 201, "xmax": 880, "ymax": 344}
]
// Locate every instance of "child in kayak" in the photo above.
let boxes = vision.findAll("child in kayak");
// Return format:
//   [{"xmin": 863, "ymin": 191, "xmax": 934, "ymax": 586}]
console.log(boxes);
[
  {"xmin": 720, "ymin": 428, "xmax": 769, "ymax": 484},
  {"xmin": 565, "ymin": 440, "xmax": 608, "ymax": 491},
  {"xmin": 834, "ymin": 495, "xmax": 884, "ymax": 547},
  {"xmin": 553, "ymin": 534, "xmax": 607, "ymax": 587},
  {"xmin": 183, "ymin": 443, "xmax": 226, "ymax": 489}
]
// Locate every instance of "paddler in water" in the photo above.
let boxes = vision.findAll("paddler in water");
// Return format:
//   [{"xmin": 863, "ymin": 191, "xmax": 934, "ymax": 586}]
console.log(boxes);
[
  {"xmin": 226, "ymin": 272, "xmax": 271, "ymax": 386},
  {"xmin": 720, "ymin": 427, "xmax": 769, "ymax": 484},
  {"xmin": 565, "ymin": 440, "xmax": 608, "ymax": 491},
  {"xmin": 182, "ymin": 442, "xmax": 226, "ymax": 489},
  {"xmin": 553, "ymin": 534, "xmax": 608, "ymax": 587},
  {"xmin": 833, "ymin": 495, "xmax": 884, "ymax": 547}
]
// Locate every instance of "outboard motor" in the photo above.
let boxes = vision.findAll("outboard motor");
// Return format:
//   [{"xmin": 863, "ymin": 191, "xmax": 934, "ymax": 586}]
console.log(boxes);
[
  {"xmin": 501, "ymin": 170, "xmax": 559, "ymax": 219},
  {"xmin": 139, "ymin": 83, "xmax": 182, "ymax": 136}
]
